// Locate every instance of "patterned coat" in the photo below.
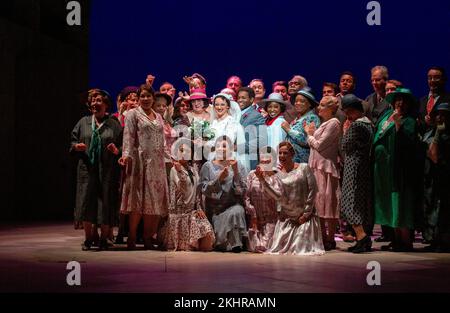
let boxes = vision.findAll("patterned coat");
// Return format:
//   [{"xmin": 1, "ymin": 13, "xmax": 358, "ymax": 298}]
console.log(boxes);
[{"xmin": 340, "ymin": 117, "xmax": 374, "ymax": 225}]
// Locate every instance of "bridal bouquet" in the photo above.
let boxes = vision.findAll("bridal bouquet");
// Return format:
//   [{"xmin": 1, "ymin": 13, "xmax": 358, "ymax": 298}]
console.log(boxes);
[{"xmin": 190, "ymin": 120, "xmax": 215, "ymax": 141}]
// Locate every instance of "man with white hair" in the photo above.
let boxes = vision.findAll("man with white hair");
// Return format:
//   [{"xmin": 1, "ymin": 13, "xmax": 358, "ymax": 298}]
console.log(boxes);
[
  {"xmin": 288, "ymin": 75, "xmax": 308, "ymax": 97},
  {"xmin": 365, "ymin": 65, "xmax": 391, "ymax": 125},
  {"xmin": 284, "ymin": 75, "xmax": 309, "ymax": 123}
]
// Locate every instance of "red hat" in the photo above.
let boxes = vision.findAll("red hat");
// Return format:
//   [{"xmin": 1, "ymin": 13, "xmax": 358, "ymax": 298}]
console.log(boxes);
[{"xmin": 189, "ymin": 88, "xmax": 208, "ymax": 101}]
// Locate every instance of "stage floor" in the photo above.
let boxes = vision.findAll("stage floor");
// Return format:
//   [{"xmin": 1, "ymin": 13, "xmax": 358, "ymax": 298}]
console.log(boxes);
[{"xmin": 1, "ymin": 223, "xmax": 449, "ymax": 293}]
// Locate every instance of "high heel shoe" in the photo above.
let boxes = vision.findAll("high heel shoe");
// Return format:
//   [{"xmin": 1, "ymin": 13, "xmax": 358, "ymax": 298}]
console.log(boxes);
[{"xmin": 351, "ymin": 236, "xmax": 372, "ymax": 253}]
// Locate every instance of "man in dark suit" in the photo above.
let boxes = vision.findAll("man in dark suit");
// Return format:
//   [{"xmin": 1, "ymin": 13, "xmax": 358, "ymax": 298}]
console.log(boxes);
[
  {"xmin": 365, "ymin": 65, "xmax": 391, "ymax": 125},
  {"xmin": 418, "ymin": 66, "xmax": 450, "ymax": 135},
  {"xmin": 419, "ymin": 67, "xmax": 450, "ymax": 245},
  {"xmin": 237, "ymin": 87, "xmax": 267, "ymax": 170}
]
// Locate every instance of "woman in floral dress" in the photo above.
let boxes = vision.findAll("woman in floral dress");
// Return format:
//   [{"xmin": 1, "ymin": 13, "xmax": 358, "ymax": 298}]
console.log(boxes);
[
  {"xmin": 165, "ymin": 140, "xmax": 215, "ymax": 251},
  {"xmin": 119, "ymin": 84, "xmax": 170, "ymax": 250}
]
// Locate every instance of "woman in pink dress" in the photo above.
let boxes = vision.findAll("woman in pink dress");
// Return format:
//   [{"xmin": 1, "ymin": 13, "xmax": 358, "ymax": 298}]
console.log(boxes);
[
  {"xmin": 119, "ymin": 85, "xmax": 170, "ymax": 250},
  {"xmin": 304, "ymin": 96, "xmax": 342, "ymax": 251}
]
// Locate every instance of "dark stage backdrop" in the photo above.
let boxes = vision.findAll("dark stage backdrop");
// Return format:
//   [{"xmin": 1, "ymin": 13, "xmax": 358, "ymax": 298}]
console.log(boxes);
[{"xmin": 89, "ymin": 0, "xmax": 450, "ymax": 102}]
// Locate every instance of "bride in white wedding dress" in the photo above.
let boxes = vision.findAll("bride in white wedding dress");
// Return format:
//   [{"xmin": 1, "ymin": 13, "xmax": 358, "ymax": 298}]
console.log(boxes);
[{"xmin": 205, "ymin": 93, "xmax": 248, "ymax": 170}]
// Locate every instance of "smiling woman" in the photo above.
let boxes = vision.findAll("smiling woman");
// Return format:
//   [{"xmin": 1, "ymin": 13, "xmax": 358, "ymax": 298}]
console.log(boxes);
[
  {"xmin": 119, "ymin": 84, "xmax": 170, "ymax": 250},
  {"xmin": 70, "ymin": 89, "xmax": 122, "ymax": 251}
]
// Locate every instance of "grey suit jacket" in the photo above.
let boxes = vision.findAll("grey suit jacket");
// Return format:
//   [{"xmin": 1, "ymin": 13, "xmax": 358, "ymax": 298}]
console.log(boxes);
[
  {"xmin": 240, "ymin": 105, "xmax": 267, "ymax": 169},
  {"xmin": 365, "ymin": 92, "xmax": 390, "ymax": 126}
]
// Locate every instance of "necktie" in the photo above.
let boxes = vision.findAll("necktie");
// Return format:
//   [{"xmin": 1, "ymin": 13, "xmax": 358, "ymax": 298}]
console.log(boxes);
[{"xmin": 427, "ymin": 95, "xmax": 435, "ymax": 115}]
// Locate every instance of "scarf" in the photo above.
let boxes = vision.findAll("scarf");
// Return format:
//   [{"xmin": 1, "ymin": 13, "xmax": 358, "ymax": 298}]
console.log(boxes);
[
  {"xmin": 266, "ymin": 114, "xmax": 282, "ymax": 126},
  {"xmin": 88, "ymin": 115, "xmax": 105, "ymax": 165}
]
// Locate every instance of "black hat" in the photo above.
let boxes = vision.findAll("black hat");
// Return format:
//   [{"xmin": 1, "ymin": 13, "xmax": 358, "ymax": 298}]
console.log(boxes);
[{"xmin": 341, "ymin": 94, "xmax": 364, "ymax": 112}]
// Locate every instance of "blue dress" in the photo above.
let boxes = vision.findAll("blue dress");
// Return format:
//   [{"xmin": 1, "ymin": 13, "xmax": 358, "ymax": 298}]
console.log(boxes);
[
  {"xmin": 286, "ymin": 110, "xmax": 321, "ymax": 163},
  {"xmin": 199, "ymin": 161, "xmax": 248, "ymax": 251}
]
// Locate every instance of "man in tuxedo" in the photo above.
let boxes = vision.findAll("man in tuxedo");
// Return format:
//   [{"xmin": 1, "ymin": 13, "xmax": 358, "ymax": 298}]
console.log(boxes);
[
  {"xmin": 237, "ymin": 87, "xmax": 267, "ymax": 170},
  {"xmin": 418, "ymin": 66, "xmax": 450, "ymax": 135},
  {"xmin": 419, "ymin": 67, "xmax": 450, "ymax": 245},
  {"xmin": 365, "ymin": 65, "xmax": 391, "ymax": 125}
]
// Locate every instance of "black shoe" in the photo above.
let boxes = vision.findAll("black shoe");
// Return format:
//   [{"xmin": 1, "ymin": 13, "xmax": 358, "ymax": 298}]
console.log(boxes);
[
  {"xmin": 375, "ymin": 236, "xmax": 391, "ymax": 242},
  {"xmin": 352, "ymin": 236, "xmax": 372, "ymax": 253},
  {"xmin": 231, "ymin": 246, "xmax": 242, "ymax": 253},
  {"xmin": 348, "ymin": 243, "xmax": 358, "ymax": 252},
  {"xmin": 324, "ymin": 241, "xmax": 337, "ymax": 251},
  {"xmin": 81, "ymin": 240, "xmax": 92, "ymax": 251},
  {"xmin": 115, "ymin": 235, "xmax": 125, "ymax": 245},
  {"xmin": 98, "ymin": 239, "xmax": 114, "ymax": 251},
  {"xmin": 392, "ymin": 244, "xmax": 414, "ymax": 252},
  {"xmin": 381, "ymin": 242, "xmax": 393, "ymax": 251}
]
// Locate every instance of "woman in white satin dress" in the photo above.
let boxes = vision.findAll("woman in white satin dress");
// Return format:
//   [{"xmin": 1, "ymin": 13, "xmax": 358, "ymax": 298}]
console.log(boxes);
[{"xmin": 257, "ymin": 141, "xmax": 325, "ymax": 255}]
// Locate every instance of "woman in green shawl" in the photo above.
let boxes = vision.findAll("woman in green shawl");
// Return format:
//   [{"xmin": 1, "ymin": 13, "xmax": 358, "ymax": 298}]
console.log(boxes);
[
  {"xmin": 71, "ymin": 89, "xmax": 123, "ymax": 251},
  {"xmin": 373, "ymin": 88, "xmax": 420, "ymax": 252}
]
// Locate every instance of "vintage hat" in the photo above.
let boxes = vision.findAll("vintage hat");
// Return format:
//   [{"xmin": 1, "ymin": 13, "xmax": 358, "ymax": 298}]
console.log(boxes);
[
  {"xmin": 385, "ymin": 87, "xmax": 416, "ymax": 105},
  {"xmin": 261, "ymin": 92, "xmax": 290, "ymax": 111},
  {"xmin": 293, "ymin": 89, "xmax": 319, "ymax": 107},
  {"xmin": 341, "ymin": 94, "xmax": 364, "ymax": 112},
  {"xmin": 189, "ymin": 88, "xmax": 208, "ymax": 101}
]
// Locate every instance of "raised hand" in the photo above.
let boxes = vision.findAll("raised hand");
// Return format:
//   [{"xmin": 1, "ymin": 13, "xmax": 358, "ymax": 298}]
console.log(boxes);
[
  {"xmin": 74, "ymin": 143, "xmax": 87, "ymax": 152},
  {"xmin": 173, "ymin": 160, "xmax": 183, "ymax": 173},
  {"xmin": 250, "ymin": 217, "xmax": 257, "ymax": 230},
  {"xmin": 281, "ymin": 121, "xmax": 291, "ymax": 132},
  {"xmin": 196, "ymin": 209, "xmax": 207, "ymax": 219},
  {"xmin": 218, "ymin": 166, "xmax": 229, "ymax": 183},
  {"xmin": 107, "ymin": 143, "xmax": 119, "ymax": 155},
  {"xmin": 118, "ymin": 156, "xmax": 131, "ymax": 167},
  {"xmin": 298, "ymin": 214, "xmax": 308, "ymax": 225},
  {"xmin": 146, "ymin": 74, "xmax": 155, "ymax": 86},
  {"xmin": 304, "ymin": 121, "xmax": 316, "ymax": 136},
  {"xmin": 255, "ymin": 165, "xmax": 265, "ymax": 180},
  {"xmin": 229, "ymin": 159, "xmax": 239, "ymax": 174}
]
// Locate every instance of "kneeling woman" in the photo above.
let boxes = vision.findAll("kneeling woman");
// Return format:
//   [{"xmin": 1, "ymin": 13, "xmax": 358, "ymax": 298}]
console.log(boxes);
[
  {"xmin": 199, "ymin": 135, "xmax": 248, "ymax": 252},
  {"xmin": 258, "ymin": 142, "xmax": 325, "ymax": 255},
  {"xmin": 245, "ymin": 146, "xmax": 280, "ymax": 252},
  {"xmin": 166, "ymin": 140, "xmax": 215, "ymax": 251}
]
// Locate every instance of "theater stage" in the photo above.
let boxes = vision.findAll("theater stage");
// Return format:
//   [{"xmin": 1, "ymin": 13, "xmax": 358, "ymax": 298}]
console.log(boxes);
[{"xmin": 1, "ymin": 223, "xmax": 449, "ymax": 293}]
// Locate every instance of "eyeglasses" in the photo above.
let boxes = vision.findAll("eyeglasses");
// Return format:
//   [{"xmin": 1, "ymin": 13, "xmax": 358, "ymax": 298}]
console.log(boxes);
[
  {"xmin": 428, "ymin": 76, "xmax": 442, "ymax": 82},
  {"xmin": 289, "ymin": 81, "xmax": 301, "ymax": 86}
]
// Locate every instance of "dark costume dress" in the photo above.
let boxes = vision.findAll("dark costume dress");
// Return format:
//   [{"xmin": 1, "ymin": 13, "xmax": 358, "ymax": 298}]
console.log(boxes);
[
  {"xmin": 341, "ymin": 117, "xmax": 374, "ymax": 225},
  {"xmin": 71, "ymin": 114, "xmax": 122, "ymax": 226}
]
